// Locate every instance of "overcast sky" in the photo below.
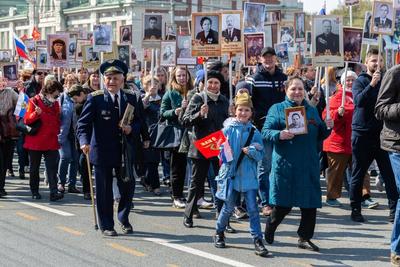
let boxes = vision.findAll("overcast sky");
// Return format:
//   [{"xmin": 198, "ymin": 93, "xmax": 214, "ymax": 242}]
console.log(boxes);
[{"xmin": 300, "ymin": 0, "xmax": 341, "ymax": 14}]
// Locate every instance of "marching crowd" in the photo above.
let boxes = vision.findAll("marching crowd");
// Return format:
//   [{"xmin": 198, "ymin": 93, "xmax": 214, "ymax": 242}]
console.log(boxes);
[{"xmin": 0, "ymin": 46, "xmax": 400, "ymax": 264}]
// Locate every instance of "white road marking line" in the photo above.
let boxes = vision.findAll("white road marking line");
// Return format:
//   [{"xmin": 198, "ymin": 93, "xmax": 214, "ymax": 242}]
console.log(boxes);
[
  {"xmin": 8, "ymin": 198, "xmax": 75, "ymax": 217},
  {"xmin": 144, "ymin": 238, "xmax": 255, "ymax": 267}
]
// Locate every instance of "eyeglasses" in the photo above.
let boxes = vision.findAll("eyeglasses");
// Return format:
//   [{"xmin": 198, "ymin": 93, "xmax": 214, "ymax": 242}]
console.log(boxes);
[{"xmin": 36, "ymin": 72, "xmax": 48, "ymax": 76}]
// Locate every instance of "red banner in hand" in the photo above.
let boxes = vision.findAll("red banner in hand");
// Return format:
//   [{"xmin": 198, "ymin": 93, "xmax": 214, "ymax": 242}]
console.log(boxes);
[{"xmin": 194, "ymin": 130, "xmax": 226, "ymax": 159}]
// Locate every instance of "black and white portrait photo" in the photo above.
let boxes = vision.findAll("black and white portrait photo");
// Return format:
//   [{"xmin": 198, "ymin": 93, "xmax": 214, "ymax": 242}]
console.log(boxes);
[
  {"xmin": 177, "ymin": 35, "xmax": 196, "ymax": 65},
  {"xmin": 144, "ymin": 14, "xmax": 163, "ymax": 40},
  {"xmin": 93, "ymin": 24, "xmax": 112, "ymax": 52},
  {"xmin": 195, "ymin": 15, "xmax": 219, "ymax": 44},
  {"xmin": 117, "ymin": 45, "xmax": 130, "ymax": 67},
  {"xmin": 222, "ymin": 13, "xmax": 241, "ymax": 42},
  {"xmin": 3, "ymin": 64, "xmax": 18, "ymax": 81},
  {"xmin": 160, "ymin": 41, "xmax": 176, "ymax": 67},
  {"xmin": 36, "ymin": 46, "xmax": 48, "ymax": 69},
  {"xmin": 75, "ymin": 39, "xmax": 91, "ymax": 62},
  {"xmin": 294, "ymin": 12, "xmax": 305, "ymax": 42},
  {"xmin": 120, "ymin": 25, "xmax": 132, "ymax": 44},
  {"xmin": 312, "ymin": 15, "xmax": 344, "ymax": 67},
  {"xmin": 82, "ymin": 45, "xmax": 100, "ymax": 69},
  {"xmin": 386, "ymin": 48, "xmax": 394, "ymax": 70},
  {"xmin": 371, "ymin": 1, "xmax": 395, "ymax": 35},
  {"xmin": 362, "ymin": 11, "xmax": 378, "ymax": 44},
  {"xmin": 266, "ymin": 11, "xmax": 281, "ymax": 25},
  {"xmin": 285, "ymin": 107, "xmax": 307, "ymax": 135},
  {"xmin": 243, "ymin": 2, "xmax": 266, "ymax": 33},
  {"xmin": 0, "ymin": 50, "xmax": 11, "ymax": 62},
  {"xmin": 68, "ymin": 38, "xmax": 76, "ymax": 60},
  {"xmin": 165, "ymin": 23, "xmax": 176, "ymax": 40},
  {"xmin": 279, "ymin": 24, "xmax": 295, "ymax": 48}
]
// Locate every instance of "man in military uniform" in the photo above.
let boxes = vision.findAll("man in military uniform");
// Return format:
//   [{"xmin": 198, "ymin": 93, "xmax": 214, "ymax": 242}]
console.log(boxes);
[
  {"xmin": 315, "ymin": 19, "xmax": 340, "ymax": 56},
  {"xmin": 77, "ymin": 59, "xmax": 143, "ymax": 236},
  {"xmin": 144, "ymin": 16, "xmax": 162, "ymax": 40}
]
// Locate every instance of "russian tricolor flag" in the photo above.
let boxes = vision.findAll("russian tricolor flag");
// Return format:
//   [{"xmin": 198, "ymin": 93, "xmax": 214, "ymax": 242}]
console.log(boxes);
[
  {"xmin": 14, "ymin": 33, "xmax": 30, "ymax": 60},
  {"xmin": 219, "ymin": 139, "xmax": 233, "ymax": 164},
  {"xmin": 14, "ymin": 92, "xmax": 29, "ymax": 118}
]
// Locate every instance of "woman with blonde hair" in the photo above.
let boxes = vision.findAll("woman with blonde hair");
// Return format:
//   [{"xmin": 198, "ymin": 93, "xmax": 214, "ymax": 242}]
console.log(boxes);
[{"xmin": 160, "ymin": 66, "xmax": 193, "ymax": 208}]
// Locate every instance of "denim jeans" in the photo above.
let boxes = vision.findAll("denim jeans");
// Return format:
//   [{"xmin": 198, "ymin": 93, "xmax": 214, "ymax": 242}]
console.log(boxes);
[
  {"xmin": 58, "ymin": 138, "xmax": 79, "ymax": 187},
  {"xmin": 389, "ymin": 152, "xmax": 400, "ymax": 255},
  {"xmin": 257, "ymin": 139, "xmax": 272, "ymax": 206},
  {"xmin": 216, "ymin": 189, "xmax": 262, "ymax": 240}
]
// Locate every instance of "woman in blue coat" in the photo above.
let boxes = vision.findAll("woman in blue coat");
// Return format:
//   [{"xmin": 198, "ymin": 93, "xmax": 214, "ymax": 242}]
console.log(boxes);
[{"xmin": 262, "ymin": 77, "xmax": 333, "ymax": 251}]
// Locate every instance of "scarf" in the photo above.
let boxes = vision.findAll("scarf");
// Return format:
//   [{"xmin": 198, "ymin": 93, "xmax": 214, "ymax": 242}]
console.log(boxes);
[
  {"xmin": 206, "ymin": 90, "xmax": 220, "ymax": 102},
  {"xmin": 40, "ymin": 94, "xmax": 56, "ymax": 107}
]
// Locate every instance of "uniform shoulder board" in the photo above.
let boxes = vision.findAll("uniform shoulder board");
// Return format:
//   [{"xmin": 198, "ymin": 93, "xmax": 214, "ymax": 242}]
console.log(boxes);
[
  {"xmin": 122, "ymin": 89, "xmax": 134, "ymax": 95},
  {"xmin": 90, "ymin": 90, "xmax": 104, "ymax": 97}
]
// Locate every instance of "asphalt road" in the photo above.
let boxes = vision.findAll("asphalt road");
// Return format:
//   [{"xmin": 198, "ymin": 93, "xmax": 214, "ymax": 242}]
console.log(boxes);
[{"xmin": 0, "ymin": 170, "xmax": 393, "ymax": 267}]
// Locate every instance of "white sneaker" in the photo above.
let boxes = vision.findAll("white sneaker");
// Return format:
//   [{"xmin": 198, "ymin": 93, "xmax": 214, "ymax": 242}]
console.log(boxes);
[
  {"xmin": 173, "ymin": 198, "xmax": 186, "ymax": 209},
  {"xmin": 197, "ymin": 197, "xmax": 213, "ymax": 209},
  {"xmin": 362, "ymin": 198, "xmax": 379, "ymax": 209}
]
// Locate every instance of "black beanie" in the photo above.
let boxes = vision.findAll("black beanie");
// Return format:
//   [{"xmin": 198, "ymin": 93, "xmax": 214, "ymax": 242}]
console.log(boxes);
[{"xmin": 207, "ymin": 70, "xmax": 224, "ymax": 84}]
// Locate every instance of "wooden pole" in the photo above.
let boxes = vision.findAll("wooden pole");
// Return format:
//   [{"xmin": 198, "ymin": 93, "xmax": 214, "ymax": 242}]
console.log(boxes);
[
  {"xmin": 228, "ymin": 54, "xmax": 233, "ymax": 105},
  {"xmin": 325, "ymin": 66, "xmax": 330, "ymax": 122},
  {"xmin": 341, "ymin": 61, "xmax": 349, "ymax": 107},
  {"xmin": 203, "ymin": 60, "xmax": 208, "ymax": 119},
  {"xmin": 150, "ymin": 48, "xmax": 155, "ymax": 87}
]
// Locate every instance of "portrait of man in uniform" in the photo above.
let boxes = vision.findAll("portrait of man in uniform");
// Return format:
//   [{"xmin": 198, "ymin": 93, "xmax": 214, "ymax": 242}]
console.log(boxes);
[
  {"xmin": 94, "ymin": 25, "xmax": 111, "ymax": 46},
  {"xmin": 144, "ymin": 15, "xmax": 162, "ymax": 40},
  {"xmin": 243, "ymin": 2, "xmax": 266, "ymax": 33},
  {"xmin": 372, "ymin": 1, "xmax": 395, "ymax": 35},
  {"xmin": 294, "ymin": 12, "xmax": 305, "ymax": 42},
  {"xmin": 3, "ymin": 64, "xmax": 18, "ymax": 81},
  {"xmin": 195, "ymin": 16, "xmax": 219, "ymax": 45},
  {"xmin": 315, "ymin": 19, "xmax": 340, "ymax": 56},
  {"xmin": 0, "ymin": 50, "xmax": 11, "ymax": 62},
  {"xmin": 222, "ymin": 14, "xmax": 241, "ymax": 42},
  {"xmin": 117, "ymin": 45, "xmax": 130, "ymax": 67},
  {"xmin": 244, "ymin": 33, "xmax": 264, "ymax": 66},
  {"xmin": 275, "ymin": 43, "xmax": 289, "ymax": 62},
  {"xmin": 86, "ymin": 47, "xmax": 99, "ymax": 62}
]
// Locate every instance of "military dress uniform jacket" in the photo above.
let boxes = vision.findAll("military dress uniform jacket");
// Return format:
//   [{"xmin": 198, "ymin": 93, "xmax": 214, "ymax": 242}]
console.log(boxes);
[
  {"xmin": 315, "ymin": 32, "xmax": 339, "ymax": 55},
  {"xmin": 77, "ymin": 89, "xmax": 142, "ymax": 167}
]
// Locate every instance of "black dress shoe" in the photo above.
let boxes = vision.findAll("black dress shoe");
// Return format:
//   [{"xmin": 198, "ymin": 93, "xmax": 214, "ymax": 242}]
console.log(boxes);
[
  {"xmin": 50, "ymin": 192, "xmax": 64, "ymax": 201},
  {"xmin": 213, "ymin": 232, "xmax": 226, "ymax": 248},
  {"xmin": 183, "ymin": 216, "xmax": 193, "ymax": 228},
  {"xmin": 298, "ymin": 238, "xmax": 319, "ymax": 252},
  {"xmin": 102, "ymin": 229, "xmax": 118, "ymax": 237},
  {"xmin": 254, "ymin": 238, "xmax": 269, "ymax": 257},
  {"xmin": 32, "ymin": 192, "xmax": 42, "ymax": 200},
  {"xmin": 120, "ymin": 223, "xmax": 133, "ymax": 234},
  {"xmin": 351, "ymin": 209, "xmax": 365, "ymax": 222},
  {"xmin": 68, "ymin": 186, "xmax": 81, "ymax": 194},
  {"xmin": 83, "ymin": 193, "xmax": 92, "ymax": 200},
  {"xmin": 225, "ymin": 223, "xmax": 237, "ymax": 234}
]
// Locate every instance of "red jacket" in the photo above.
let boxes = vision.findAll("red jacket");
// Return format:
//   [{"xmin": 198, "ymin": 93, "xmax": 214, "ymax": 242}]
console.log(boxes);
[
  {"xmin": 23, "ymin": 95, "xmax": 61, "ymax": 151},
  {"xmin": 322, "ymin": 86, "xmax": 354, "ymax": 154}
]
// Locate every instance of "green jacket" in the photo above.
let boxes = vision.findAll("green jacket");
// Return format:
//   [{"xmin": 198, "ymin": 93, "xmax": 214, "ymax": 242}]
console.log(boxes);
[{"xmin": 160, "ymin": 89, "xmax": 184, "ymax": 124}]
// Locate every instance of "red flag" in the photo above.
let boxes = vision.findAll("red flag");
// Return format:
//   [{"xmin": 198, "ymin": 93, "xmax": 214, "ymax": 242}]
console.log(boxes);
[
  {"xmin": 32, "ymin": 27, "xmax": 41, "ymax": 41},
  {"xmin": 194, "ymin": 130, "xmax": 226, "ymax": 159},
  {"xmin": 20, "ymin": 34, "xmax": 28, "ymax": 41}
]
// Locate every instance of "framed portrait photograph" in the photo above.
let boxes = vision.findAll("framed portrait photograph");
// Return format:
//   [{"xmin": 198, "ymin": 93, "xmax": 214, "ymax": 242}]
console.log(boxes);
[
  {"xmin": 312, "ymin": 15, "xmax": 344, "ymax": 67},
  {"xmin": 130, "ymin": 48, "xmax": 138, "ymax": 68},
  {"xmin": 35, "ymin": 40, "xmax": 46, "ymax": 46},
  {"xmin": 160, "ymin": 41, "xmax": 176, "ymax": 67},
  {"xmin": 75, "ymin": 39, "xmax": 91, "ymax": 62},
  {"xmin": 243, "ymin": 2, "xmax": 266, "ymax": 33},
  {"xmin": 102, "ymin": 41, "xmax": 118, "ymax": 61},
  {"xmin": 275, "ymin": 42, "xmax": 289, "ymax": 63},
  {"xmin": 221, "ymin": 11, "xmax": 244, "ymax": 55},
  {"xmin": 82, "ymin": 44, "xmax": 100, "ymax": 69},
  {"xmin": 305, "ymin": 31, "xmax": 312, "ymax": 57},
  {"xmin": 389, "ymin": 8, "xmax": 400, "ymax": 47},
  {"xmin": 36, "ymin": 46, "xmax": 48, "ymax": 69},
  {"xmin": 362, "ymin": 11, "xmax": 378, "ymax": 45},
  {"xmin": 191, "ymin": 12, "xmax": 221, "ymax": 57},
  {"xmin": 343, "ymin": 27, "xmax": 363, "ymax": 63},
  {"xmin": 177, "ymin": 35, "xmax": 196, "ymax": 65},
  {"xmin": 0, "ymin": 49, "xmax": 12, "ymax": 63},
  {"xmin": 385, "ymin": 48, "xmax": 394, "ymax": 70},
  {"xmin": 285, "ymin": 106, "xmax": 308, "ymax": 135},
  {"xmin": 143, "ymin": 48, "xmax": 153, "ymax": 64},
  {"xmin": 143, "ymin": 13, "xmax": 163, "ymax": 41},
  {"xmin": 165, "ymin": 23, "xmax": 177, "ymax": 40},
  {"xmin": 24, "ymin": 38, "xmax": 35, "ymax": 53},
  {"xmin": 244, "ymin": 33, "xmax": 264, "ymax": 67},
  {"xmin": 294, "ymin": 13, "xmax": 306, "ymax": 43},
  {"xmin": 2, "ymin": 63, "xmax": 18, "ymax": 87},
  {"xmin": 117, "ymin": 44, "xmax": 131, "ymax": 67},
  {"xmin": 279, "ymin": 23, "xmax": 295, "ymax": 48},
  {"xmin": 93, "ymin": 24, "xmax": 112, "ymax": 52},
  {"xmin": 371, "ymin": 1, "xmax": 395, "ymax": 35},
  {"xmin": 120, "ymin": 25, "xmax": 132, "ymax": 44},
  {"xmin": 47, "ymin": 33, "xmax": 69, "ymax": 67},
  {"xmin": 266, "ymin": 10, "xmax": 281, "ymax": 25},
  {"xmin": 68, "ymin": 38, "xmax": 77, "ymax": 65}
]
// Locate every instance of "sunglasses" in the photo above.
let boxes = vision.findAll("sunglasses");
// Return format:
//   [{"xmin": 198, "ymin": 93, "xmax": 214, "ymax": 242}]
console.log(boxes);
[{"xmin": 36, "ymin": 72, "xmax": 48, "ymax": 76}]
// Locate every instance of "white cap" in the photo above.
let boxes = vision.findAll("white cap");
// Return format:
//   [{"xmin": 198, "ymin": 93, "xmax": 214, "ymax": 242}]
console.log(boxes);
[{"xmin": 340, "ymin": 70, "xmax": 358, "ymax": 86}]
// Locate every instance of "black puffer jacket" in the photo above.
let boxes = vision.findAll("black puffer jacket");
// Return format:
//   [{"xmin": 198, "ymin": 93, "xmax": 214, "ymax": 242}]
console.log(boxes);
[
  {"xmin": 375, "ymin": 65, "xmax": 400, "ymax": 152},
  {"xmin": 182, "ymin": 92, "xmax": 229, "ymax": 159}
]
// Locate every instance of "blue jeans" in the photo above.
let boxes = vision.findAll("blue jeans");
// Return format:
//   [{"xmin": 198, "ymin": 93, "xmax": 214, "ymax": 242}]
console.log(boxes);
[
  {"xmin": 58, "ymin": 139, "xmax": 79, "ymax": 187},
  {"xmin": 257, "ymin": 139, "xmax": 272, "ymax": 206},
  {"xmin": 389, "ymin": 152, "xmax": 400, "ymax": 254},
  {"xmin": 216, "ymin": 189, "xmax": 262, "ymax": 240}
]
